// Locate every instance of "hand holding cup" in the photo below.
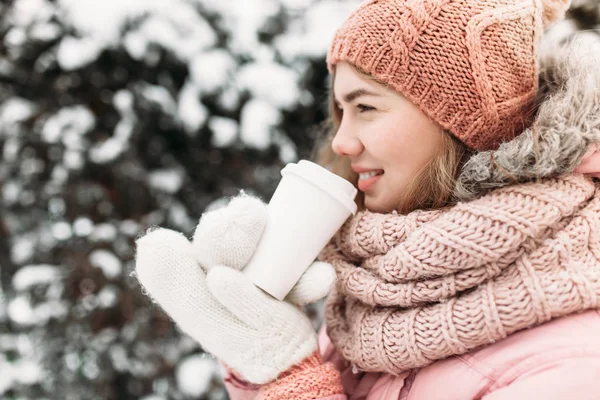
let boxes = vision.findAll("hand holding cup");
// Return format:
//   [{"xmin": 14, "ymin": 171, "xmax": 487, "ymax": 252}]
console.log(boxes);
[{"xmin": 135, "ymin": 194, "xmax": 336, "ymax": 384}]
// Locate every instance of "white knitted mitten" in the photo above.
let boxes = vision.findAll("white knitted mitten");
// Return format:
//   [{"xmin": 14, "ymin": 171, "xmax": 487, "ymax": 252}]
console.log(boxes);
[{"xmin": 135, "ymin": 194, "xmax": 336, "ymax": 384}]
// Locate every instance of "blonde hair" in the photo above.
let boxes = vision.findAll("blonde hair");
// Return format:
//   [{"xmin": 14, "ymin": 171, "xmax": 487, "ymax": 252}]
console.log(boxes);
[{"xmin": 311, "ymin": 65, "xmax": 471, "ymax": 214}]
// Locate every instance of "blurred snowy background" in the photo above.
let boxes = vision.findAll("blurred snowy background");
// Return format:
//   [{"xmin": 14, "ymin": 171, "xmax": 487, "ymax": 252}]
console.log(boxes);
[{"xmin": 0, "ymin": 0, "xmax": 598, "ymax": 398}]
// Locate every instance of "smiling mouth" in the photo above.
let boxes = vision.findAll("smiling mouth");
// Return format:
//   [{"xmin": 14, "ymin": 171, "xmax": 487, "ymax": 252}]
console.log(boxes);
[
  {"xmin": 358, "ymin": 170, "xmax": 384, "ymax": 180},
  {"xmin": 357, "ymin": 170, "xmax": 383, "ymax": 192}
]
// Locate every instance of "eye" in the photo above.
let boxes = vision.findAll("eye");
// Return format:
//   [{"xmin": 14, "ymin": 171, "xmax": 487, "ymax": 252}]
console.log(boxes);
[{"xmin": 357, "ymin": 104, "xmax": 375, "ymax": 113}]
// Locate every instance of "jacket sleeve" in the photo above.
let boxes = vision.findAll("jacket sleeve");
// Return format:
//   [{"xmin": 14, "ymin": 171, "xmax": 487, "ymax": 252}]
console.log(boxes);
[
  {"xmin": 222, "ymin": 365, "xmax": 260, "ymax": 400},
  {"xmin": 483, "ymin": 356, "xmax": 600, "ymax": 400},
  {"xmin": 222, "ymin": 350, "xmax": 347, "ymax": 400}
]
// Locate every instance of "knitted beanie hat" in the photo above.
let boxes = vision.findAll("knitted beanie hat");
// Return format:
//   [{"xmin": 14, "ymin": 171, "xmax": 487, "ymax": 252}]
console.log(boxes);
[{"xmin": 327, "ymin": 0, "xmax": 572, "ymax": 150}]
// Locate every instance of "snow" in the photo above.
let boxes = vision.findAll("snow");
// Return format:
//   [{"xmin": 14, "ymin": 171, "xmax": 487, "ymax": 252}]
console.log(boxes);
[
  {"xmin": 12, "ymin": 265, "xmax": 63, "ymax": 291},
  {"xmin": 209, "ymin": 116, "xmax": 238, "ymax": 148},
  {"xmin": 189, "ymin": 50, "xmax": 236, "ymax": 94},
  {"xmin": 4, "ymin": 27, "xmax": 27, "ymax": 48},
  {"xmin": 204, "ymin": 197, "xmax": 230, "ymax": 213},
  {"xmin": 123, "ymin": 32, "xmax": 149, "ymax": 61},
  {"xmin": 3, "ymin": 181, "xmax": 22, "ymax": 205},
  {"xmin": 38, "ymin": 227, "xmax": 57, "ymax": 252},
  {"xmin": 50, "ymin": 165, "xmax": 69, "ymax": 185},
  {"xmin": 29, "ymin": 22, "xmax": 62, "ymax": 41},
  {"xmin": 113, "ymin": 90, "xmax": 135, "ymax": 115},
  {"xmin": 86, "ymin": 90, "xmax": 136, "ymax": 164},
  {"xmin": 64, "ymin": 352, "xmax": 80, "ymax": 371},
  {"xmin": 89, "ymin": 113, "xmax": 135, "ymax": 164},
  {"xmin": 176, "ymin": 354, "xmax": 216, "ymax": 397},
  {"xmin": 97, "ymin": 285, "xmax": 119, "ymax": 308},
  {"xmin": 62, "ymin": 128, "xmax": 87, "ymax": 151},
  {"xmin": 20, "ymin": 158, "xmax": 45, "ymax": 176},
  {"xmin": 275, "ymin": 0, "xmax": 363, "ymax": 62},
  {"xmin": 73, "ymin": 217, "xmax": 94, "ymax": 237},
  {"xmin": 279, "ymin": 0, "xmax": 316, "ymax": 8},
  {"xmin": 140, "ymin": 396, "xmax": 166, "ymax": 400},
  {"xmin": 48, "ymin": 197, "xmax": 66, "ymax": 216},
  {"xmin": 41, "ymin": 105, "xmax": 96, "ymax": 144},
  {"xmin": 63, "ymin": 149, "xmax": 84, "ymax": 170},
  {"xmin": 90, "ymin": 224, "xmax": 118, "ymax": 242},
  {"xmin": 14, "ymin": 359, "xmax": 43, "ymax": 385},
  {"xmin": 0, "ymin": 355, "xmax": 44, "ymax": 394},
  {"xmin": 51, "ymin": 221, "xmax": 73, "ymax": 241},
  {"xmin": 11, "ymin": 236, "xmax": 35, "ymax": 264},
  {"xmin": 152, "ymin": 377, "xmax": 170, "ymax": 395},
  {"xmin": 15, "ymin": 333, "xmax": 36, "ymax": 355},
  {"xmin": 82, "ymin": 359, "xmax": 100, "ymax": 379},
  {"xmin": 274, "ymin": 132, "xmax": 298, "ymax": 163},
  {"xmin": 198, "ymin": 0, "xmax": 280, "ymax": 56},
  {"xmin": 109, "ymin": 344, "xmax": 129, "ymax": 372},
  {"xmin": 217, "ymin": 86, "xmax": 241, "ymax": 111},
  {"xmin": 0, "ymin": 285, "xmax": 5, "ymax": 322},
  {"xmin": 2, "ymin": 137, "xmax": 19, "ymax": 163},
  {"xmin": 148, "ymin": 168, "xmax": 185, "ymax": 194},
  {"xmin": 120, "ymin": 220, "xmax": 141, "ymax": 237},
  {"xmin": 133, "ymin": 15, "xmax": 217, "ymax": 62},
  {"xmin": 0, "ymin": 97, "xmax": 36, "ymax": 129},
  {"xmin": 20, "ymin": 191, "xmax": 35, "ymax": 206},
  {"xmin": 89, "ymin": 138, "xmax": 126, "ymax": 164},
  {"xmin": 56, "ymin": 0, "xmax": 217, "ymax": 66},
  {"xmin": 0, "ymin": 357, "xmax": 11, "ymax": 394},
  {"xmin": 239, "ymin": 99, "xmax": 281, "ymax": 150},
  {"xmin": 10, "ymin": 0, "xmax": 55, "ymax": 27},
  {"xmin": 177, "ymin": 83, "xmax": 208, "ymax": 135},
  {"xmin": 168, "ymin": 202, "xmax": 195, "ymax": 231},
  {"xmin": 114, "ymin": 117, "xmax": 136, "ymax": 140},
  {"xmin": 89, "ymin": 250, "xmax": 122, "ymax": 279},
  {"xmin": 7, "ymin": 295, "xmax": 68, "ymax": 326},
  {"xmin": 57, "ymin": 36, "xmax": 104, "ymax": 71},
  {"xmin": 140, "ymin": 83, "xmax": 177, "ymax": 115},
  {"xmin": 237, "ymin": 61, "xmax": 302, "ymax": 110}
]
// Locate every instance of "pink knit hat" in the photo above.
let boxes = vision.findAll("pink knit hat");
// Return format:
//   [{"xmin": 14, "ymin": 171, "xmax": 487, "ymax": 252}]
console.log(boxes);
[{"xmin": 327, "ymin": 0, "xmax": 572, "ymax": 150}]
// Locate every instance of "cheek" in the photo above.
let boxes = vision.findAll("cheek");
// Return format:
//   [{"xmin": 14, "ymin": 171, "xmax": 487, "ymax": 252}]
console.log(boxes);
[
  {"xmin": 375, "ymin": 117, "xmax": 441, "ymax": 170},
  {"xmin": 373, "ymin": 120, "xmax": 421, "ymax": 160},
  {"xmin": 365, "ymin": 119, "xmax": 408, "ymax": 157},
  {"xmin": 361, "ymin": 111, "xmax": 441, "ymax": 160}
]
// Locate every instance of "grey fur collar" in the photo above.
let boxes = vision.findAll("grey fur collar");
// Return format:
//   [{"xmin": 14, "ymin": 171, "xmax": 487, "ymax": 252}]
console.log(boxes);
[{"xmin": 454, "ymin": 34, "xmax": 600, "ymax": 201}]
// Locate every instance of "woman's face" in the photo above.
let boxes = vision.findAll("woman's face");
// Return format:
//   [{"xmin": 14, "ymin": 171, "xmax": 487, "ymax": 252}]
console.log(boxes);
[{"xmin": 332, "ymin": 62, "xmax": 444, "ymax": 213}]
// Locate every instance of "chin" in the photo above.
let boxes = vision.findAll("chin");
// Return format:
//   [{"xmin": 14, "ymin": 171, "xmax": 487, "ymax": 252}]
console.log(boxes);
[{"xmin": 364, "ymin": 196, "xmax": 394, "ymax": 213}]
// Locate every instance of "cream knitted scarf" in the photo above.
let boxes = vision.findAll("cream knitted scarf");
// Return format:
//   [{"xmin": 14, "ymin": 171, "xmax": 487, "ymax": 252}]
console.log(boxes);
[{"xmin": 321, "ymin": 175, "xmax": 600, "ymax": 375}]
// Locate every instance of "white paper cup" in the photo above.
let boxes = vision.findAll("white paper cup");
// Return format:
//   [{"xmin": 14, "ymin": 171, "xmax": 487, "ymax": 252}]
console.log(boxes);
[{"xmin": 243, "ymin": 160, "xmax": 357, "ymax": 300}]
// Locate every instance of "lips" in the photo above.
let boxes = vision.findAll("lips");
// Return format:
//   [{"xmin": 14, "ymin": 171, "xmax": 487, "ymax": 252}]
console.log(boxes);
[
  {"xmin": 352, "ymin": 165, "xmax": 383, "ymax": 174},
  {"xmin": 357, "ymin": 171, "xmax": 383, "ymax": 192}
]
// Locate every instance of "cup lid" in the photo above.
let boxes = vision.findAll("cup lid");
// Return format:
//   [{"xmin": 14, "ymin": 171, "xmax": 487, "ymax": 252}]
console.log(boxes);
[{"xmin": 281, "ymin": 160, "xmax": 358, "ymax": 214}]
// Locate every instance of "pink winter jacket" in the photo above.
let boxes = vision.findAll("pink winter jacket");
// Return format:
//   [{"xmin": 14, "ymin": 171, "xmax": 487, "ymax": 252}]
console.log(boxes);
[{"xmin": 223, "ymin": 309, "xmax": 600, "ymax": 399}]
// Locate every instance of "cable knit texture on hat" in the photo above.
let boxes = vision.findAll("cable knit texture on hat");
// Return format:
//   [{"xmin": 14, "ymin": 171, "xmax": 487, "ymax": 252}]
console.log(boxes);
[{"xmin": 327, "ymin": 0, "xmax": 572, "ymax": 150}]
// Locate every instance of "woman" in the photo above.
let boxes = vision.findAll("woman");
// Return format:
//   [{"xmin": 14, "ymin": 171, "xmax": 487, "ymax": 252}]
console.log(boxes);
[{"xmin": 135, "ymin": 0, "xmax": 600, "ymax": 398}]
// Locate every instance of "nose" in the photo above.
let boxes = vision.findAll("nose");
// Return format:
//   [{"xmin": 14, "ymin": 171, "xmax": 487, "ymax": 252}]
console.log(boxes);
[{"xmin": 331, "ymin": 120, "xmax": 364, "ymax": 157}]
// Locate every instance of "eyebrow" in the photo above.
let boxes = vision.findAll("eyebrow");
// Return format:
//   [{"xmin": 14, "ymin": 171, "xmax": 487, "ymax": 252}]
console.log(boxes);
[{"xmin": 335, "ymin": 88, "xmax": 381, "ymax": 105}]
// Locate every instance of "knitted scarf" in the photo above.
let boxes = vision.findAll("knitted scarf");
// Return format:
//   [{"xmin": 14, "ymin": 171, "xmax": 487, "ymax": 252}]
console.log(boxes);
[{"xmin": 321, "ymin": 175, "xmax": 600, "ymax": 375}]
